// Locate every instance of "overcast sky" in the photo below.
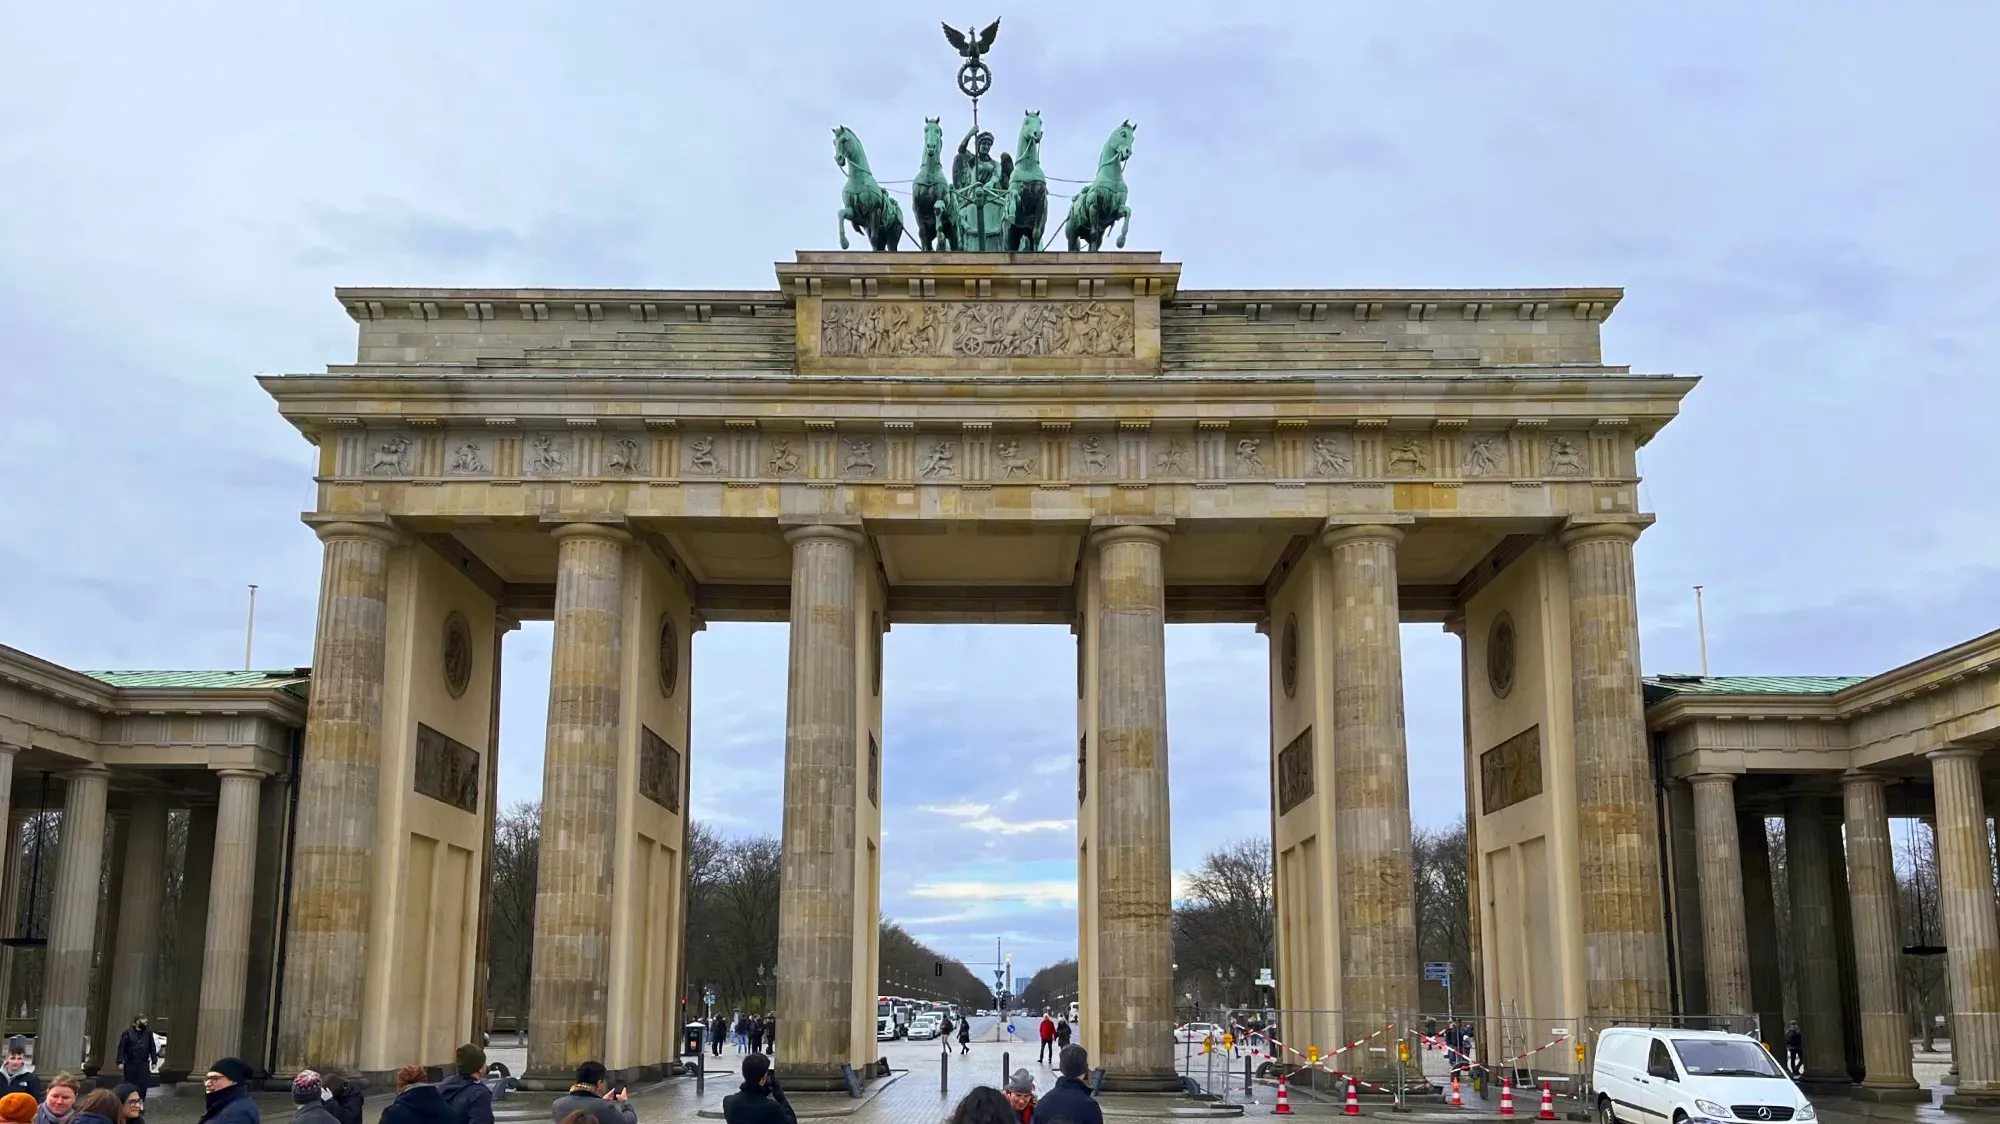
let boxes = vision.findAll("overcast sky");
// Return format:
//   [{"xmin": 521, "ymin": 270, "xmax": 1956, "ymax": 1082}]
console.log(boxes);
[{"xmin": 4, "ymin": 2, "xmax": 1997, "ymax": 982}]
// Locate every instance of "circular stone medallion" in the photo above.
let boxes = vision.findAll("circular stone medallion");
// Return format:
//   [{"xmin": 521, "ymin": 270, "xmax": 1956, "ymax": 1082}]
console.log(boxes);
[
  {"xmin": 658, "ymin": 615, "xmax": 679, "ymax": 698},
  {"xmin": 442, "ymin": 611, "xmax": 473, "ymax": 699},
  {"xmin": 1281, "ymin": 614, "xmax": 1299, "ymax": 698},
  {"xmin": 1487, "ymin": 611, "xmax": 1517, "ymax": 699}
]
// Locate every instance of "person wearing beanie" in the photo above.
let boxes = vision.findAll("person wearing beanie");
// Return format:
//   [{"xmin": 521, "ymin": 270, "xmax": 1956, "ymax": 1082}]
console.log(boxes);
[
  {"xmin": 290, "ymin": 1070, "xmax": 336, "ymax": 1124},
  {"xmin": 0, "ymin": 1092, "xmax": 38, "ymax": 1124},
  {"xmin": 197, "ymin": 1059, "xmax": 260, "ymax": 1124},
  {"xmin": 436, "ymin": 1045, "xmax": 494, "ymax": 1124},
  {"xmin": 1002, "ymin": 1069, "xmax": 1037, "ymax": 1124}
]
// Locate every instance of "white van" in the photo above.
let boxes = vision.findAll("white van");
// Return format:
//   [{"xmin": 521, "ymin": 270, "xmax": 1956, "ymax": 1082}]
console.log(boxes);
[{"xmin": 1594, "ymin": 1028, "xmax": 1815, "ymax": 1124}]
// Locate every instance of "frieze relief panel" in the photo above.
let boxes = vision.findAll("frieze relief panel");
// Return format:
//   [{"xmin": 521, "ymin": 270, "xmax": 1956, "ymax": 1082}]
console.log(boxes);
[
  {"xmin": 820, "ymin": 300, "xmax": 1136, "ymax": 359},
  {"xmin": 414, "ymin": 723, "xmax": 481, "ymax": 814},
  {"xmin": 1277, "ymin": 727, "xmax": 1314, "ymax": 815},
  {"xmin": 1479, "ymin": 724, "xmax": 1543, "ymax": 815}
]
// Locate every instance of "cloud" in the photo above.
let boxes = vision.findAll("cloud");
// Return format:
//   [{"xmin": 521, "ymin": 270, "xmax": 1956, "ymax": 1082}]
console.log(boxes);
[{"xmin": 909, "ymin": 881, "xmax": 1078, "ymax": 907}]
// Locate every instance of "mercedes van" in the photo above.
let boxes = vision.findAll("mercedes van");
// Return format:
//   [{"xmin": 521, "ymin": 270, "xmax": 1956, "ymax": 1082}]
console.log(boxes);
[{"xmin": 1594, "ymin": 1027, "xmax": 1815, "ymax": 1124}]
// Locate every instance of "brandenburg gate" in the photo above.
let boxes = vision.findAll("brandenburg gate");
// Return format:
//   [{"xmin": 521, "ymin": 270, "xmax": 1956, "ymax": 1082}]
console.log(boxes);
[{"xmin": 258, "ymin": 250, "xmax": 1693, "ymax": 1088}]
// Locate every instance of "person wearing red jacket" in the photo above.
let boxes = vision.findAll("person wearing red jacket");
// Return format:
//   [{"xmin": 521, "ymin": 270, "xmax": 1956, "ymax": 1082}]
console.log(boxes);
[{"xmin": 1038, "ymin": 1013, "xmax": 1057, "ymax": 1065}]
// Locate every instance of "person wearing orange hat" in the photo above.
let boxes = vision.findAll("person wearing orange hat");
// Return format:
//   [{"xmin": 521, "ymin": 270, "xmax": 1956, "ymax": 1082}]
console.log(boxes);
[{"xmin": 0, "ymin": 1092, "xmax": 39, "ymax": 1124}]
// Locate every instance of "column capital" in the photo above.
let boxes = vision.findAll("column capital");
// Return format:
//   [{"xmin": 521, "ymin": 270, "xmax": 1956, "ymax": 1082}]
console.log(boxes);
[
  {"xmin": 1557, "ymin": 515, "xmax": 1655, "ymax": 549},
  {"xmin": 1321, "ymin": 521, "xmax": 1407, "ymax": 550},
  {"xmin": 211, "ymin": 767, "xmax": 271, "ymax": 781},
  {"xmin": 60, "ymin": 764, "xmax": 112, "ymax": 782},
  {"xmin": 1929, "ymin": 746, "xmax": 1983, "ymax": 763},
  {"xmin": 1840, "ymin": 770, "xmax": 1890, "ymax": 792},
  {"xmin": 1441, "ymin": 612, "xmax": 1467, "ymax": 636},
  {"xmin": 1687, "ymin": 771, "xmax": 1740, "ymax": 788},
  {"xmin": 547, "ymin": 520, "xmax": 633, "ymax": 546},
  {"xmin": 302, "ymin": 513, "xmax": 405, "ymax": 547},
  {"xmin": 1088, "ymin": 523, "xmax": 1170, "ymax": 550},
  {"xmin": 781, "ymin": 523, "xmax": 866, "ymax": 549}
]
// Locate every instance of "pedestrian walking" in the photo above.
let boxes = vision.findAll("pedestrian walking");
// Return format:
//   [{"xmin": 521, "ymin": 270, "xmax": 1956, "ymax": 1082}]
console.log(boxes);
[
  {"xmin": 1784, "ymin": 1023, "xmax": 1803, "ymax": 1077},
  {"xmin": 958, "ymin": 1017, "xmax": 971, "ymax": 1056},
  {"xmin": 1030, "ymin": 1046, "xmax": 1102, "ymax": 1124},
  {"xmin": 1, "ymin": 1042, "xmax": 42, "ymax": 1102},
  {"xmin": 114, "ymin": 1018, "xmax": 157, "ymax": 1094},
  {"xmin": 197, "ymin": 1060, "xmax": 260, "ymax": 1124},
  {"xmin": 288, "ymin": 1072, "xmax": 339, "ymax": 1124},
  {"xmin": 39, "ymin": 1076, "xmax": 80, "ymax": 1124},
  {"xmin": 0, "ymin": 1093, "xmax": 38, "ymax": 1124},
  {"xmin": 381, "ymin": 1066, "xmax": 453, "ymax": 1124},
  {"xmin": 711, "ymin": 1015, "xmax": 728, "ymax": 1057},
  {"xmin": 720, "ymin": 1055, "xmax": 794, "ymax": 1124},
  {"xmin": 438, "ymin": 1045, "xmax": 495, "ymax": 1124},
  {"xmin": 735, "ymin": 1015, "xmax": 751, "ymax": 1055},
  {"xmin": 1037, "ymin": 1013, "xmax": 1056, "ymax": 1065},
  {"xmin": 550, "ymin": 1062, "xmax": 636, "ymax": 1124},
  {"xmin": 1055, "ymin": 1019, "xmax": 1071, "ymax": 1050}
]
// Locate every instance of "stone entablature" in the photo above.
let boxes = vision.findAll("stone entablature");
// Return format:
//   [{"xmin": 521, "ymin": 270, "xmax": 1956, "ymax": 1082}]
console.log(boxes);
[{"xmin": 1650, "ymin": 628, "xmax": 2000, "ymax": 778}]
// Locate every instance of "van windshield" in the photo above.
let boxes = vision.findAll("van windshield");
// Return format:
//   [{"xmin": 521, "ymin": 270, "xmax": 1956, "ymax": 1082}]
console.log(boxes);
[{"xmin": 1670, "ymin": 1039, "xmax": 1783, "ymax": 1078}]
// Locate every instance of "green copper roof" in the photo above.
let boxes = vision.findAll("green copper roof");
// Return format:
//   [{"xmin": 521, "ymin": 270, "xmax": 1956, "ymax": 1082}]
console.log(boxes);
[
  {"xmin": 80, "ymin": 668, "xmax": 311, "ymax": 698},
  {"xmin": 1645, "ymin": 674, "xmax": 1867, "ymax": 697}
]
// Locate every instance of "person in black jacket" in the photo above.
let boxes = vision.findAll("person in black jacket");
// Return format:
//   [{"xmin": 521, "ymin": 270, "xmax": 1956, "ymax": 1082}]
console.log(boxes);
[
  {"xmin": 720, "ymin": 1055, "xmax": 795, "ymax": 1124},
  {"xmin": 114, "ymin": 1018, "xmax": 158, "ymax": 1093},
  {"xmin": 436, "ymin": 1046, "xmax": 494, "ymax": 1124},
  {"xmin": 1031, "ymin": 1045, "xmax": 1101, "ymax": 1124},
  {"xmin": 380, "ymin": 1066, "xmax": 454, "ymax": 1124},
  {"xmin": 0, "ymin": 1042, "xmax": 42, "ymax": 1102},
  {"xmin": 197, "ymin": 1059, "xmax": 262, "ymax": 1124},
  {"xmin": 319, "ymin": 1072, "xmax": 364, "ymax": 1124}
]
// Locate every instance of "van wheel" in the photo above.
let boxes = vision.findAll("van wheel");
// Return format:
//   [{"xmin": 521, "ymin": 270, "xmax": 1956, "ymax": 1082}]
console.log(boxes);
[{"xmin": 1597, "ymin": 1097, "xmax": 1618, "ymax": 1124}]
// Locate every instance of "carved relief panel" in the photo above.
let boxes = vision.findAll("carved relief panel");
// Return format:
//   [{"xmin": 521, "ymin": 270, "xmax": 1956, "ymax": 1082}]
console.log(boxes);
[
  {"xmin": 640, "ymin": 725, "xmax": 681, "ymax": 813},
  {"xmin": 1277, "ymin": 727, "xmax": 1314, "ymax": 814},
  {"xmin": 1479, "ymin": 725, "xmax": 1542, "ymax": 815},
  {"xmin": 414, "ymin": 723, "xmax": 481, "ymax": 813},
  {"xmin": 820, "ymin": 300, "xmax": 1136, "ymax": 359}
]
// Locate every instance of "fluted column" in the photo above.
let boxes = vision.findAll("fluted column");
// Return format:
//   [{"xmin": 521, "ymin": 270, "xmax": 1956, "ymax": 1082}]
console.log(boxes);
[
  {"xmin": 1784, "ymin": 793, "xmax": 1848, "ymax": 1084},
  {"xmin": 38, "ymin": 766, "xmax": 110, "ymax": 1070},
  {"xmin": 164, "ymin": 807, "xmax": 216, "ymax": 1077},
  {"xmin": 1090, "ymin": 524, "xmax": 1177, "ymax": 1089},
  {"xmin": 1841, "ymin": 774, "xmax": 1920, "ymax": 1097},
  {"xmin": 195, "ymin": 771, "xmax": 264, "ymax": 1063},
  {"xmin": 1560, "ymin": 521, "xmax": 1670, "ymax": 1016},
  {"xmin": 526, "ymin": 524, "xmax": 629, "ymax": 1083},
  {"xmin": 276, "ymin": 520, "xmax": 396, "ymax": 1072},
  {"xmin": 0, "ymin": 746, "xmax": 20, "ymax": 1025},
  {"xmin": 1688, "ymin": 774, "xmax": 1751, "ymax": 1015},
  {"xmin": 774, "ymin": 524, "xmax": 863, "ymax": 1087},
  {"xmin": 1325, "ymin": 524, "xmax": 1418, "ymax": 1046},
  {"xmin": 1933, "ymin": 749, "xmax": 2000, "ymax": 1094},
  {"xmin": 98, "ymin": 797, "xmax": 169, "ymax": 1075}
]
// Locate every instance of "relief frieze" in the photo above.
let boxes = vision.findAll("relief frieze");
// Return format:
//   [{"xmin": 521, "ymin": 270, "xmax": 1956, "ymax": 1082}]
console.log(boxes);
[{"xmin": 820, "ymin": 300, "xmax": 1135, "ymax": 359}]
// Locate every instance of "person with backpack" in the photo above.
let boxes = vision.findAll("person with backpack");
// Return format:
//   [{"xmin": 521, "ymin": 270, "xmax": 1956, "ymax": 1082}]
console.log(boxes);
[{"xmin": 437, "ymin": 1046, "xmax": 494, "ymax": 1124}]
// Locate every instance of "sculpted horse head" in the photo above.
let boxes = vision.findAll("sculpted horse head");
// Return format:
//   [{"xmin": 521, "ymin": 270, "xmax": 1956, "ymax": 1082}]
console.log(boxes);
[
  {"xmin": 923, "ymin": 116, "xmax": 943, "ymax": 162},
  {"xmin": 833, "ymin": 125, "xmax": 871, "ymax": 176},
  {"xmin": 1098, "ymin": 120, "xmax": 1135, "ymax": 178}
]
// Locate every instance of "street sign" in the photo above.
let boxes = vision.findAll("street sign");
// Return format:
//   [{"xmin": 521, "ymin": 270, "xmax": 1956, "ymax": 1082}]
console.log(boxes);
[
  {"xmin": 1423, "ymin": 961, "xmax": 1453, "ymax": 981},
  {"xmin": 1255, "ymin": 968, "xmax": 1275, "ymax": 988}
]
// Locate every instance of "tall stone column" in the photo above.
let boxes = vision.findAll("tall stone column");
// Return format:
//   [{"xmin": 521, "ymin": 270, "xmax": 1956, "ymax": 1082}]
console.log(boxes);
[
  {"xmin": 98, "ymin": 797, "xmax": 169, "ymax": 1076},
  {"xmin": 1688, "ymin": 774, "xmax": 1751, "ymax": 1016},
  {"xmin": 527, "ymin": 524, "xmax": 629, "ymax": 1084},
  {"xmin": 38, "ymin": 766, "xmax": 109, "ymax": 1071},
  {"xmin": 0, "ymin": 745, "xmax": 20, "ymax": 1026},
  {"xmin": 1840, "ymin": 774, "xmax": 1921, "ymax": 1098},
  {"xmin": 773, "ymin": 524, "xmax": 863, "ymax": 1087},
  {"xmin": 1090, "ymin": 524, "xmax": 1177, "ymax": 1090},
  {"xmin": 276, "ymin": 520, "xmax": 396, "ymax": 1072},
  {"xmin": 1324, "ymin": 524, "xmax": 1418, "ymax": 1041},
  {"xmin": 470, "ymin": 616, "xmax": 517, "ymax": 1046},
  {"xmin": 164, "ymin": 808, "xmax": 216, "ymax": 1078},
  {"xmin": 1784, "ymin": 793, "xmax": 1848, "ymax": 1085},
  {"xmin": 1560, "ymin": 521, "xmax": 1670, "ymax": 1016},
  {"xmin": 1932, "ymin": 749, "xmax": 2000, "ymax": 1097},
  {"xmin": 195, "ymin": 771, "xmax": 264, "ymax": 1063},
  {"xmin": 1738, "ymin": 814, "xmax": 1785, "ymax": 1047}
]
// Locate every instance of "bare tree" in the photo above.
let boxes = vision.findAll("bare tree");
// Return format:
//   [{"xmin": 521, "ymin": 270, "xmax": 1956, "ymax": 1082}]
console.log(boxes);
[
  {"xmin": 1017, "ymin": 959, "xmax": 1079, "ymax": 1014},
  {"xmin": 1172, "ymin": 837, "xmax": 1273, "ymax": 1008},
  {"xmin": 1413, "ymin": 820, "xmax": 1474, "ymax": 1012},
  {"xmin": 485, "ymin": 801, "xmax": 539, "ymax": 1026}
]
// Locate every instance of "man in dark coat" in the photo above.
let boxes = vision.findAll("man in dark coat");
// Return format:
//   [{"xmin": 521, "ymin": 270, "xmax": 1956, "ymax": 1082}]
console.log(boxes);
[
  {"xmin": 116, "ymin": 1017, "xmax": 159, "ymax": 1092},
  {"xmin": 1032, "ymin": 1045, "xmax": 1102, "ymax": 1124},
  {"xmin": 198, "ymin": 1058, "xmax": 262, "ymax": 1124},
  {"xmin": 721, "ymin": 1055, "xmax": 795, "ymax": 1124},
  {"xmin": 437, "ymin": 1044, "xmax": 494, "ymax": 1124}
]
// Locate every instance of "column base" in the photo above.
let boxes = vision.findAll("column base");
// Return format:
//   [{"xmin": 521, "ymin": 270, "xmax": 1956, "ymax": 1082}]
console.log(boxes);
[
  {"xmin": 1942, "ymin": 1091, "xmax": 2000, "ymax": 1111},
  {"xmin": 1795, "ymin": 1076, "xmax": 1852, "ymax": 1096},
  {"xmin": 1097, "ymin": 1069, "xmax": 1187, "ymax": 1093},
  {"xmin": 517, "ymin": 1070, "xmax": 582, "ymax": 1092},
  {"xmin": 1851, "ymin": 1082, "xmax": 1928, "ymax": 1104},
  {"xmin": 773, "ymin": 1062, "xmax": 857, "ymax": 1092}
]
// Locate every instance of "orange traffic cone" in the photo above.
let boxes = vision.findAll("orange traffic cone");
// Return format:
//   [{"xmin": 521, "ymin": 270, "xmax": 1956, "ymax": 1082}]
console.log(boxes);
[
  {"xmin": 1344, "ymin": 1076, "xmax": 1361, "ymax": 1117},
  {"xmin": 1500, "ymin": 1078, "xmax": 1515, "ymax": 1118},
  {"xmin": 1538, "ymin": 1081, "xmax": 1556, "ymax": 1121},
  {"xmin": 1274, "ymin": 1073, "xmax": 1293, "ymax": 1115},
  {"xmin": 1450, "ymin": 1072, "xmax": 1463, "ymax": 1107}
]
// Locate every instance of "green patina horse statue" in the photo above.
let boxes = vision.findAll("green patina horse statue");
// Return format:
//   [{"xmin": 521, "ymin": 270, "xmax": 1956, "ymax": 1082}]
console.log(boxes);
[
  {"xmin": 912, "ymin": 117, "xmax": 955, "ymax": 252},
  {"xmin": 834, "ymin": 125, "xmax": 905, "ymax": 252},
  {"xmin": 1001, "ymin": 110, "xmax": 1047, "ymax": 253},
  {"xmin": 1064, "ymin": 120, "xmax": 1135, "ymax": 252}
]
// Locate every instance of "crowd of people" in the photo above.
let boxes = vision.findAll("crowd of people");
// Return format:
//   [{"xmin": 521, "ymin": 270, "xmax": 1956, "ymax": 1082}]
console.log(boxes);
[
  {"xmin": 707, "ymin": 1013, "xmax": 779, "ymax": 1057},
  {"xmin": 717, "ymin": 1041, "xmax": 1105, "ymax": 1124}
]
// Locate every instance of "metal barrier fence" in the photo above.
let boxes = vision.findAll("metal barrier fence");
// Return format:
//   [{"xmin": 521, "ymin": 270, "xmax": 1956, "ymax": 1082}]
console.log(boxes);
[{"xmin": 1168, "ymin": 1008, "xmax": 1763, "ymax": 1109}]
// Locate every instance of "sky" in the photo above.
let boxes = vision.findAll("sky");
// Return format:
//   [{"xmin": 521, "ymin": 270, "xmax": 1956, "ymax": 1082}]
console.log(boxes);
[{"xmin": 3, "ymin": 2, "xmax": 1998, "ymax": 981}]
